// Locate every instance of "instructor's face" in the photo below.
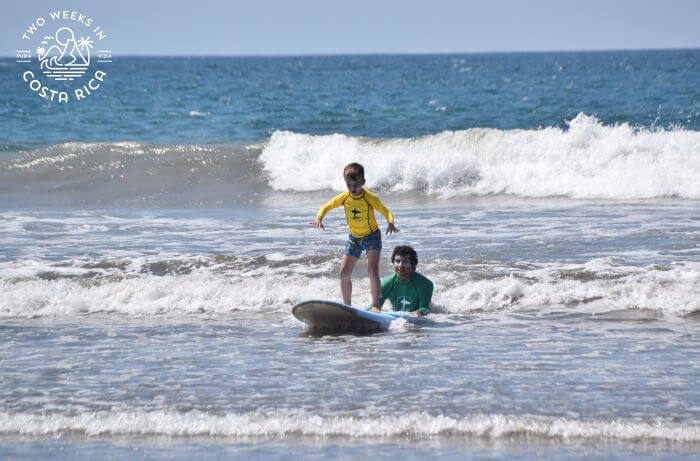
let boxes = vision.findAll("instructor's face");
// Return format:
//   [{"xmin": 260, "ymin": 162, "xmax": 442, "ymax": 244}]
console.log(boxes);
[{"xmin": 393, "ymin": 255, "xmax": 414, "ymax": 281}]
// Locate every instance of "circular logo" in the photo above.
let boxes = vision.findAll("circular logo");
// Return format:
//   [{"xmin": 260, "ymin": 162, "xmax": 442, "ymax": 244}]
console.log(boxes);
[{"xmin": 16, "ymin": 9, "xmax": 112, "ymax": 103}]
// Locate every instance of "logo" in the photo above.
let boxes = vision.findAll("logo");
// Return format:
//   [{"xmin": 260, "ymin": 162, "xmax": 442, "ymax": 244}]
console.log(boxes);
[
  {"xmin": 16, "ymin": 10, "xmax": 112, "ymax": 103},
  {"xmin": 398, "ymin": 297, "xmax": 412, "ymax": 309}
]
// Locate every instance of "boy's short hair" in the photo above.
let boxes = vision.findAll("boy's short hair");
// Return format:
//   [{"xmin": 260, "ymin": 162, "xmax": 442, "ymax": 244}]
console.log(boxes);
[
  {"xmin": 391, "ymin": 245, "xmax": 418, "ymax": 267},
  {"xmin": 343, "ymin": 163, "xmax": 365, "ymax": 181}
]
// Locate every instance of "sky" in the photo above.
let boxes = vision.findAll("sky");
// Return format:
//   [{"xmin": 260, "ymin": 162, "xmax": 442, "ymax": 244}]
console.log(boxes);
[{"xmin": 2, "ymin": 0, "xmax": 699, "ymax": 56}]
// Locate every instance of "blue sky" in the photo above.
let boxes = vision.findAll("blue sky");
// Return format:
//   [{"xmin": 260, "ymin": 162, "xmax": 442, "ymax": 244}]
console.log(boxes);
[{"xmin": 3, "ymin": 0, "xmax": 699, "ymax": 56}]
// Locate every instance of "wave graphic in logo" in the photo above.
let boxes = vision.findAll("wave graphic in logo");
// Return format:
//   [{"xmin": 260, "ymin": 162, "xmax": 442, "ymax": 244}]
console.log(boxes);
[{"xmin": 37, "ymin": 27, "xmax": 92, "ymax": 81}]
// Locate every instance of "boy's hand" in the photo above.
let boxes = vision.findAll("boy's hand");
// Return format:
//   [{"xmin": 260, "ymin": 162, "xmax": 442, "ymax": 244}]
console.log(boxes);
[
  {"xmin": 370, "ymin": 306, "xmax": 381, "ymax": 313},
  {"xmin": 386, "ymin": 222, "xmax": 398, "ymax": 234},
  {"xmin": 310, "ymin": 217, "xmax": 325, "ymax": 229}
]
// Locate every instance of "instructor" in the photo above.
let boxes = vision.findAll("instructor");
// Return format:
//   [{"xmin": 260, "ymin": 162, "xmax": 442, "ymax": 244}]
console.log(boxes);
[{"xmin": 369, "ymin": 245, "xmax": 434, "ymax": 316}]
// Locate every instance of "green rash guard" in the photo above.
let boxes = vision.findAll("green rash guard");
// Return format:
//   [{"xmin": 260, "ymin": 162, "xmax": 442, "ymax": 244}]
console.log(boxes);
[{"xmin": 378, "ymin": 271, "xmax": 434, "ymax": 314}]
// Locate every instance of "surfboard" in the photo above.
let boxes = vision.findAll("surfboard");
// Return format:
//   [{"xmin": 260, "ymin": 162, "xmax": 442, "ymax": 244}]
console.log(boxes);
[{"xmin": 292, "ymin": 299, "xmax": 419, "ymax": 333}]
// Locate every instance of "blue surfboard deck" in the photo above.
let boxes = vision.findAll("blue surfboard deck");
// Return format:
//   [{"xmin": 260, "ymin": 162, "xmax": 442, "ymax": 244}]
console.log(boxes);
[{"xmin": 292, "ymin": 300, "xmax": 419, "ymax": 333}]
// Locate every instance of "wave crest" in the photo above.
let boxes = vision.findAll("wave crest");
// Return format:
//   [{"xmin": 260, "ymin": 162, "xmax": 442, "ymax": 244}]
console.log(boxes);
[
  {"xmin": 1, "ymin": 257, "xmax": 696, "ymax": 318},
  {"xmin": 1, "ymin": 410, "xmax": 697, "ymax": 442},
  {"xmin": 261, "ymin": 114, "xmax": 700, "ymax": 199},
  {"xmin": 2, "ymin": 115, "xmax": 698, "ymax": 206}
]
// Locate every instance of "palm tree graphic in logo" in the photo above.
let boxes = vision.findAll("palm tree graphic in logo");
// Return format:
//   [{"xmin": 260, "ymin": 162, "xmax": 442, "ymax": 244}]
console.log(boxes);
[{"xmin": 36, "ymin": 27, "xmax": 93, "ymax": 81}]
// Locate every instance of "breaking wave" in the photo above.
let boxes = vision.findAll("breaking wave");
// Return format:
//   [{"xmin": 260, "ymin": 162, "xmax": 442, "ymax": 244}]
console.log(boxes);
[
  {"xmin": 1, "ymin": 256, "xmax": 697, "ymax": 318},
  {"xmin": 2, "ymin": 114, "xmax": 699, "ymax": 207},
  {"xmin": 261, "ymin": 114, "xmax": 700, "ymax": 199},
  {"xmin": 1, "ymin": 410, "xmax": 697, "ymax": 442}
]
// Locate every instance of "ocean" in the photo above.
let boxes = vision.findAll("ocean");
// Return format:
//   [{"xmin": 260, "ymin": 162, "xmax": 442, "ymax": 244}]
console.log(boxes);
[{"xmin": 1, "ymin": 50, "xmax": 699, "ymax": 459}]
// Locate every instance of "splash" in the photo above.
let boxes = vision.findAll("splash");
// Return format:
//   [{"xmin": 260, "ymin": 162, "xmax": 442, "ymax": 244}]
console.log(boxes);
[{"xmin": 260, "ymin": 114, "xmax": 700, "ymax": 199}]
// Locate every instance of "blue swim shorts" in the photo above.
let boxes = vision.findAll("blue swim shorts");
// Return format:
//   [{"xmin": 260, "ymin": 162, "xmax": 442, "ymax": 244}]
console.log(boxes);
[{"xmin": 344, "ymin": 228, "xmax": 382, "ymax": 258}]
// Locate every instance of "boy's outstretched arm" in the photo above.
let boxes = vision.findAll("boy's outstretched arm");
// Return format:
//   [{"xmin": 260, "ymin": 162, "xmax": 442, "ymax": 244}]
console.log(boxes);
[
  {"xmin": 365, "ymin": 191, "xmax": 398, "ymax": 234},
  {"xmin": 310, "ymin": 216, "xmax": 325, "ymax": 229},
  {"xmin": 310, "ymin": 192, "xmax": 348, "ymax": 230}
]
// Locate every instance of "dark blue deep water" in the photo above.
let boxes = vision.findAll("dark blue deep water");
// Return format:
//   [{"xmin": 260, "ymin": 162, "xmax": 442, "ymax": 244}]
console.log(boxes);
[{"xmin": 2, "ymin": 50, "xmax": 699, "ymax": 150}]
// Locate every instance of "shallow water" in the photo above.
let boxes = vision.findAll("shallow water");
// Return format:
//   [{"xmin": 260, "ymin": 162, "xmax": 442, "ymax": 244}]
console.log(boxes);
[
  {"xmin": 1, "ymin": 201, "xmax": 698, "ymax": 458},
  {"xmin": 0, "ymin": 309, "xmax": 698, "ymax": 459}
]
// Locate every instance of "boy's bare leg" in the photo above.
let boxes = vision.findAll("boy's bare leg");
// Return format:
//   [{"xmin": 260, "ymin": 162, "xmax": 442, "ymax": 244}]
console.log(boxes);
[
  {"xmin": 366, "ymin": 249, "xmax": 380, "ymax": 308},
  {"xmin": 340, "ymin": 253, "xmax": 358, "ymax": 305}
]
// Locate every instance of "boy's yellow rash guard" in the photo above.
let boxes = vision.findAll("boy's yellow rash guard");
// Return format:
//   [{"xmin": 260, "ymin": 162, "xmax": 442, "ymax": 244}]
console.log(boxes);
[{"xmin": 317, "ymin": 189, "xmax": 394, "ymax": 238}]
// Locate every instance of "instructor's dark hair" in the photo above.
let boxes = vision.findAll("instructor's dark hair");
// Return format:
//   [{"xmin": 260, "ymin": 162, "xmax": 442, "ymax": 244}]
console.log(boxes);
[{"xmin": 391, "ymin": 245, "xmax": 418, "ymax": 267}]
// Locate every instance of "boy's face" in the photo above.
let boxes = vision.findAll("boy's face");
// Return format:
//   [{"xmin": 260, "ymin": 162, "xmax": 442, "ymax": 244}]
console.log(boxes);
[
  {"xmin": 344, "ymin": 176, "xmax": 365, "ymax": 196},
  {"xmin": 393, "ymin": 255, "xmax": 414, "ymax": 281}
]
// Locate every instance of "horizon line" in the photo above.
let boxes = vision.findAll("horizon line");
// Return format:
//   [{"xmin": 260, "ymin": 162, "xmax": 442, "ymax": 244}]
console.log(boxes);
[{"xmin": 1, "ymin": 46, "xmax": 698, "ymax": 59}]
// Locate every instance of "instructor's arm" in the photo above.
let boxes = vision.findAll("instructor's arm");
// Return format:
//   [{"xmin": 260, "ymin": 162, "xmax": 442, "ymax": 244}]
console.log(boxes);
[{"xmin": 412, "ymin": 279, "xmax": 434, "ymax": 316}]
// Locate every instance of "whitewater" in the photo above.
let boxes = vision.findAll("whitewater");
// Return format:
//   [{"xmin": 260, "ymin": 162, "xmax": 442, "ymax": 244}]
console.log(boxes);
[{"xmin": 262, "ymin": 114, "xmax": 700, "ymax": 199}]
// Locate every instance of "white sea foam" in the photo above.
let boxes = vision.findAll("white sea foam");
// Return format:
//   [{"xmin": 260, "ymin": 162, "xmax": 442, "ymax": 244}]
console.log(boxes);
[
  {"xmin": 1, "ymin": 260, "xmax": 697, "ymax": 318},
  {"xmin": 1, "ymin": 410, "xmax": 697, "ymax": 442},
  {"xmin": 260, "ymin": 114, "xmax": 700, "ymax": 199},
  {"xmin": 431, "ymin": 260, "xmax": 700, "ymax": 317},
  {"xmin": 0, "ymin": 271, "xmax": 338, "ymax": 318}
]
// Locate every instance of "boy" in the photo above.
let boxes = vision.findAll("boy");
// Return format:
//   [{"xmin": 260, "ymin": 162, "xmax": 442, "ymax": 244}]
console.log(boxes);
[{"xmin": 311, "ymin": 162, "xmax": 398, "ymax": 309}]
